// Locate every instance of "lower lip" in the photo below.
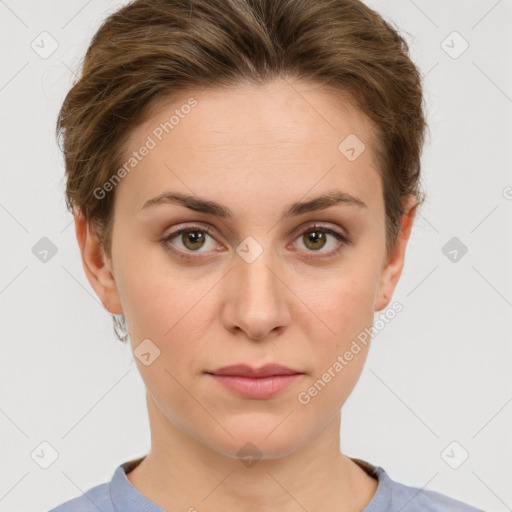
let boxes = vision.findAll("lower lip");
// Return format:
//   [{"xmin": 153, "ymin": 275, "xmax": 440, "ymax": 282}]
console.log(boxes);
[{"xmin": 206, "ymin": 373, "xmax": 302, "ymax": 399}]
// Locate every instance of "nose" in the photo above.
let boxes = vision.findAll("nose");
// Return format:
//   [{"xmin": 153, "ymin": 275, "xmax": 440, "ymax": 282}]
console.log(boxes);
[{"xmin": 222, "ymin": 246, "xmax": 292, "ymax": 341}]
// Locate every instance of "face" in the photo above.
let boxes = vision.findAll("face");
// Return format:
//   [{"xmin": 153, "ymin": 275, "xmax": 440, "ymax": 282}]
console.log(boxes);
[{"xmin": 76, "ymin": 79, "xmax": 416, "ymax": 460}]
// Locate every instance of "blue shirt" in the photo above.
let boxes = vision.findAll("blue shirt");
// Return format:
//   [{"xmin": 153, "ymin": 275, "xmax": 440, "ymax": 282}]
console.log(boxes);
[{"xmin": 48, "ymin": 456, "xmax": 485, "ymax": 512}]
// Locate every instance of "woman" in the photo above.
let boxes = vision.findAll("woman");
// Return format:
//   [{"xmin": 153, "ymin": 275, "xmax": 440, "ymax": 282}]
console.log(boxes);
[{"xmin": 49, "ymin": 0, "xmax": 484, "ymax": 510}]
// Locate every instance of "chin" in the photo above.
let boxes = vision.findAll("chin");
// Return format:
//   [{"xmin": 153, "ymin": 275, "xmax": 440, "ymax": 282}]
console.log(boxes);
[{"xmin": 198, "ymin": 415, "xmax": 308, "ymax": 462}]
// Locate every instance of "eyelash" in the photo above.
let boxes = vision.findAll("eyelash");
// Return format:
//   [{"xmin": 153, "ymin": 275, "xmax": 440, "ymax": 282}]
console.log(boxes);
[{"xmin": 159, "ymin": 223, "xmax": 352, "ymax": 261}]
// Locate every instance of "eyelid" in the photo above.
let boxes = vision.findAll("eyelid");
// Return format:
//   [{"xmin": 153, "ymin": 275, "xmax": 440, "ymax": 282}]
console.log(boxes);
[
  {"xmin": 161, "ymin": 223, "xmax": 220, "ymax": 249},
  {"xmin": 160, "ymin": 221, "xmax": 351, "ymax": 260},
  {"xmin": 292, "ymin": 221, "xmax": 351, "ymax": 243},
  {"xmin": 162, "ymin": 222, "xmax": 217, "ymax": 240},
  {"xmin": 159, "ymin": 222, "xmax": 229, "ymax": 263},
  {"xmin": 289, "ymin": 222, "xmax": 352, "ymax": 258}
]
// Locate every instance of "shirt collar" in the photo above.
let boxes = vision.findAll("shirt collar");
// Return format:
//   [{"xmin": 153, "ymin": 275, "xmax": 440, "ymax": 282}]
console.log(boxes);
[
  {"xmin": 110, "ymin": 455, "xmax": 390, "ymax": 512},
  {"xmin": 350, "ymin": 457, "xmax": 393, "ymax": 511},
  {"xmin": 111, "ymin": 456, "xmax": 163, "ymax": 512}
]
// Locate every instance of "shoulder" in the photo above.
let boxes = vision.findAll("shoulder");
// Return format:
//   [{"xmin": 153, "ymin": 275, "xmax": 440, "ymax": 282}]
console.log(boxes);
[
  {"xmin": 47, "ymin": 481, "xmax": 113, "ymax": 512},
  {"xmin": 378, "ymin": 467, "xmax": 485, "ymax": 512},
  {"xmin": 46, "ymin": 457, "xmax": 147, "ymax": 512},
  {"xmin": 351, "ymin": 458, "xmax": 486, "ymax": 512}
]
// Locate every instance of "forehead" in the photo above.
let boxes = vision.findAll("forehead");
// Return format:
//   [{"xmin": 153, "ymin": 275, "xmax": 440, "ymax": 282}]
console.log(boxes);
[
  {"xmin": 129, "ymin": 79, "xmax": 376, "ymax": 151},
  {"xmin": 117, "ymin": 79, "xmax": 382, "ymax": 213}
]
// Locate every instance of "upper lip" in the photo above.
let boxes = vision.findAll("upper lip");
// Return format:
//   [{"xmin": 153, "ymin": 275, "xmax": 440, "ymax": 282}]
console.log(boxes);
[{"xmin": 206, "ymin": 363, "xmax": 303, "ymax": 378}]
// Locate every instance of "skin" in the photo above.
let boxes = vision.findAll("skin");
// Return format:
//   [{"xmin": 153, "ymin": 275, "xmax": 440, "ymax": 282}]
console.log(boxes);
[{"xmin": 75, "ymin": 79, "xmax": 417, "ymax": 512}]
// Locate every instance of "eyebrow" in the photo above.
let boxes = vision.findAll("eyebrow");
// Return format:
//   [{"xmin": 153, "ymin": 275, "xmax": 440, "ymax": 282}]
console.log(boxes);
[{"xmin": 141, "ymin": 190, "xmax": 367, "ymax": 219}]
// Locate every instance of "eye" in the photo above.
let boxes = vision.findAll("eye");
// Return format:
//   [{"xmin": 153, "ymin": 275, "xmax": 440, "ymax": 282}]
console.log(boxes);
[
  {"xmin": 160, "ymin": 223, "xmax": 352, "ymax": 262},
  {"xmin": 160, "ymin": 225, "xmax": 221, "ymax": 260},
  {"xmin": 293, "ymin": 224, "xmax": 351, "ymax": 257}
]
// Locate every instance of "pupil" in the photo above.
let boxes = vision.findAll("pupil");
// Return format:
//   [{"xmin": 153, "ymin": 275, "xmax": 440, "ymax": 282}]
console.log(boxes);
[
  {"xmin": 306, "ymin": 231, "xmax": 326, "ymax": 250},
  {"xmin": 183, "ymin": 231, "xmax": 204, "ymax": 250}
]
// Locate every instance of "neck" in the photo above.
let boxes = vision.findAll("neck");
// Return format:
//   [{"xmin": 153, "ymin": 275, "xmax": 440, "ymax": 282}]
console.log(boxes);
[{"xmin": 126, "ymin": 393, "xmax": 378, "ymax": 512}]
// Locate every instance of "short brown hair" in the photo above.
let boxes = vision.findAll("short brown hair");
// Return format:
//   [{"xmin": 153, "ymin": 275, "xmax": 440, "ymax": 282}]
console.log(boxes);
[{"xmin": 56, "ymin": 0, "xmax": 427, "ymax": 342}]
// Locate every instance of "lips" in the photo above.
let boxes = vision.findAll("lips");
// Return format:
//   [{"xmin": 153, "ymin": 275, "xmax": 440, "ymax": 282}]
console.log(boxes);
[
  {"xmin": 206, "ymin": 363, "xmax": 303, "ymax": 378},
  {"xmin": 205, "ymin": 364, "xmax": 303, "ymax": 399}
]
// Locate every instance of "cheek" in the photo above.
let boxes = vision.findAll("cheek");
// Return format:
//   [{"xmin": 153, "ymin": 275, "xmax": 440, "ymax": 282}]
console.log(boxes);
[
  {"xmin": 296, "ymin": 269, "xmax": 378, "ymax": 342},
  {"xmin": 120, "ymin": 266, "xmax": 221, "ymax": 399},
  {"xmin": 134, "ymin": 352, "xmax": 207, "ymax": 441},
  {"xmin": 292, "ymin": 268, "xmax": 377, "ymax": 398},
  {"xmin": 117, "ymin": 242, "xmax": 219, "ymax": 341}
]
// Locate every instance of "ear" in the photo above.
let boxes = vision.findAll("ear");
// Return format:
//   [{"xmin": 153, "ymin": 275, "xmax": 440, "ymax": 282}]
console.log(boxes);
[
  {"xmin": 73, "ymin": 208, "xmax": 123, "ymax": 315},
  {"xmin": 375, "ymin": 196, "xmax": 418, "ymax": 312}
]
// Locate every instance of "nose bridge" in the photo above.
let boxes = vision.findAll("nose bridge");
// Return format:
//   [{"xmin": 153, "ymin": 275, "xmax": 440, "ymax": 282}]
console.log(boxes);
[{"xmin": 225, "ymin": 238, "xmax": 290, "ymax": 339}]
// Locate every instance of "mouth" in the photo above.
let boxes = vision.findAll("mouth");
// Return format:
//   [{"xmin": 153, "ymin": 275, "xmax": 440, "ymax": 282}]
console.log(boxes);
[
  {"xmin": 204, "ymin": 363, "xmax": 304, "ymax": 399},
  {"xmin": 205, "ymin": 363, "xmax": 303, "ymax": 378}
]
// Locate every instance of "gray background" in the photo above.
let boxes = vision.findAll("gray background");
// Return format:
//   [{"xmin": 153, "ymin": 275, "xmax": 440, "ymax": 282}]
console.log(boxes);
[{"xmin": 1, "ymin": 1, "xmax": 511, "ymax": 511}]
